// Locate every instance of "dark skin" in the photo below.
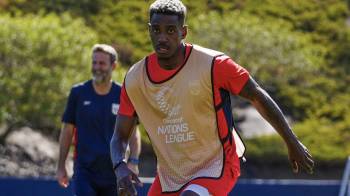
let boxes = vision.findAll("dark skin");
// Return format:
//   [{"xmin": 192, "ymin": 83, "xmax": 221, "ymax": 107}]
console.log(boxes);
[
  {"xmin": 239, "ymin": 77, "xmax": 314, "ymax": 174},
  {"xmin": 148, "ymin": 13, "xmax": 187, "ymax": 69},
  {"xmin": 111, "ymin": 115, "xmax": 141, "ymax": 196},
  {"xmin": 110, "ymin": 13, "xmax": 314, "ymax": 196}
]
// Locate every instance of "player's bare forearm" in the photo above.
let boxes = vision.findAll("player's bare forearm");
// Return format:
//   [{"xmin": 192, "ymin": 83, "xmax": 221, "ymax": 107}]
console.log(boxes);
[
  {"xmin": 110, "ymin": 114, "xmax": 138, "ymax": 168},
  {"xmin": 238, "ymin": 77, "xmax": 297, "ymax": 145},
  {"xmin": 239, "ymin": 77, "xmax": 314, "ymax": 173},
  {"xmin": 110, "ymin": 114, "xmax": 141, "ymax": 195},
  {"xmin": 57, "ymin": 123, "xmax": 74, "ymax": 169},
  {"xmin": 129, "ymin": 126, "xmax": 141, "ymax": 159},
  {"xmin": 127, "ymin": 126, "xmax": 141, "ymax": 175}
]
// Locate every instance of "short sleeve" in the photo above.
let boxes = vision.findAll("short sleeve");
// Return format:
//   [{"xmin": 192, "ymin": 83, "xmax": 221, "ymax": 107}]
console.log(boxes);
[
  {"xmin": 62, "ymin": 88, "xmax": 78, "ymax": 124},
  {"xmin": 213, "ymin": 55, "xmax": 250, "ymax": 95},
  {"xmin": 118, "ymin": 84, "xmax": 136, "ymax": 117}
]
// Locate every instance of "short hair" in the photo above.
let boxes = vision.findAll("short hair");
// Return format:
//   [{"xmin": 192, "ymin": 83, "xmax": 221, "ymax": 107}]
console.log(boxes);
[
  {"xmin": 92, "ymin": 44, "xmax": 118, "ymax": 64},
  {"xmin": 149, "ymin": 0, "xmax": 187, "ymax": 25}
]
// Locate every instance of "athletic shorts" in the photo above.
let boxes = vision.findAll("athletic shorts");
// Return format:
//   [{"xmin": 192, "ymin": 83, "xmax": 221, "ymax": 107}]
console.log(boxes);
[
  {"xmin": 147, "ymin": 142, "xmax": 240, "ymax": 196},
  {"xmin": 72, "ymin": 169, "xmax": 117, "ymax": 196}
]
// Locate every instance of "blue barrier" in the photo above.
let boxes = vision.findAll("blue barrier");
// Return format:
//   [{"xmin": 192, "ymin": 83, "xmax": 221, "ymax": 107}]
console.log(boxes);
[
  {"xmin": 232, "ymin": 179, "xmax": 340, "ymax": 196},
  {"xmin": 0, "ymin": 177, "xmax": 340, "ymax": 196}
]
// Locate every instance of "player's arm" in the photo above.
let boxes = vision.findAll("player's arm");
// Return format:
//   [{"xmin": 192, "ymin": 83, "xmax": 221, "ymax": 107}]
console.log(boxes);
[
  {"xmin": 56, "ymin": 123, "xmax": 74, "ymax": 188},
  {"xmin": 238, "ymin": 76, "xmax": 314, "ymax": 174},
  {"xmin": 110, "ymin": 114, "xmax": 141, "ymax": 196},
  {"xmin": 127, "ymin": 126, "xmax": 141, "ymax": 175}
]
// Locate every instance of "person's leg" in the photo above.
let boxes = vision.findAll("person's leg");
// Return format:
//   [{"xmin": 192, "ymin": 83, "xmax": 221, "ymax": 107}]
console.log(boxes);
[
  {"xmin": 147, "ymin": 175, "xmax": 163, "ymax": 196},
  {"xmin": 181, "ymin": 156, "xmax": 239, "ymax": 196},
  {"xmin": 149, "ymin": 153, "xmax": 239, "ymax": 196},
  {"xmin": 148, "ymin": 175, "xmax": 179, "ymax": 196},
  {"xmin": 180, "ymin": 176, "xmax": 237, "ymax": 196},
  {"xmin": 148, "ymin": 165, "xmax": 238, "ymax": 196},
  {"xmin": 97, "ymin": 185, "xmax": 117, "ymax": 196},
  {"xmin": 180, "ymin": 184, "xmax": 210, "ymax": 196},
  {"xmin": 92, "ymin": 176, "xmax": 117, "ymax": 196},
  {"xmin": 180, "ymin": 190, "xmax": 200, "ymax": 196},
  {"xmin": 72, "ymin": 173, "xmax": 97, "ymax": 196}
]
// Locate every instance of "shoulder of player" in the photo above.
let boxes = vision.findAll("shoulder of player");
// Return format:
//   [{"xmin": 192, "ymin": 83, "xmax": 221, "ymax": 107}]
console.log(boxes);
[
  {"xmin": 213, "ymin": 54, "xmax": 232, "ymax": 66},
  {"xmin": 125, "ymin": 57, "xmax": 148, "ymax": 78},
  {"xmin": 192, "ymin": 44, "xmax": 224, "ymax": 58}
]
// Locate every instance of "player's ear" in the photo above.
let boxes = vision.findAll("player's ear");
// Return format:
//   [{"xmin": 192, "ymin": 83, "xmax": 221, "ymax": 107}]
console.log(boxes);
[
  {"xmin": 111, "ymin": 62, "xmax": 117, "ymax": 70},
  {"xmin": 148, "ymin": 23, "xmax": 151, "ymax": 32},
  {"xmin": 181, "ymin": 25, "xmax": 188, "ymax": 39}
]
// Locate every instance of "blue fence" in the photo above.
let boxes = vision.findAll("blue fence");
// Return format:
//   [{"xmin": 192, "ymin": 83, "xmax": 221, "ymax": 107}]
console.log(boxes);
[
  {"xmin": 0, "ymin": 177, "xmax": 340, "ymax": 196},
  {"xmin": 232, "ymin": 179, "xmax": 340, "ymax": 196}
]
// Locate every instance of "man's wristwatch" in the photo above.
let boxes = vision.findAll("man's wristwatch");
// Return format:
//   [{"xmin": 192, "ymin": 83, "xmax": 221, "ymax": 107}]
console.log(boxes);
[{"xmin": 128, "ymin": 157, "xmax": 139, "ymax": 165}]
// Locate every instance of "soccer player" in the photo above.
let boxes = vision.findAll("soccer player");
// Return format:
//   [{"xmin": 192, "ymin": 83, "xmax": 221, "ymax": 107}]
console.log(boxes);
[
  {"xmin": 56, "ymin": 44, "xmax": 141, "ymax": 196},
  {"xmin": 110, "ymin": 1, "xmax": 314, "ymax": 195}
]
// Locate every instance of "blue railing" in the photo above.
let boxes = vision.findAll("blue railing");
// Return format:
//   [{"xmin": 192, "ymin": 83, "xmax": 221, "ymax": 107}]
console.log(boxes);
[{"xmin": 0, "ymin": 177, "xmax": 340, "ymax": 196}]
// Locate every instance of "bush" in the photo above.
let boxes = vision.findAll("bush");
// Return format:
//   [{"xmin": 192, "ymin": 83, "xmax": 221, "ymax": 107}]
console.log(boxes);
[
  {"xmin": 188, "ymin": 11, "xmax": 325, "ymax": 117},
  {"xmin": 0, "ymin": 13, "xmax": 97, "ymax": 134},
  {"xmin": 189, "ymin": 10, "xmax": 350, "ymax": 164},
  {"xmin": 91, "ymin": 1, "xmax": 153, "ymax": 66},
  {"xmin": 245, "ymin": 116, "xmax": 350, "ymax": 164}
]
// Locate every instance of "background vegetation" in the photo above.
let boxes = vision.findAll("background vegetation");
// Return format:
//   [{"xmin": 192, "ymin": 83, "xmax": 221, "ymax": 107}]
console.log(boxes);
[{"xmin": 0, "ymin": 0, "xmax": 349, "ymax": 168}]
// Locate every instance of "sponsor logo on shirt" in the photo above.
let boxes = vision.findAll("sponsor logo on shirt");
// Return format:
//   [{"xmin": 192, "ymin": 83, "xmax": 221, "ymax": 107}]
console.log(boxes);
[{"xmin": 83, "ymin": 101, "xmax": 91, "ymax": 106}]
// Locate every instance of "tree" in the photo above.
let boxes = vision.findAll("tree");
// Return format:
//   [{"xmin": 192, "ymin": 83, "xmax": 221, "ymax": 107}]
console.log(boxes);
[
  {"xmin": 188, "ymin": 11, "xmax": 350, "ymax": 164},
  {"xmin": 91, "ymin": 1, "xmax": 153, "ymax": 66},
  {"xmin": 188, "ymin": 11, "xmax": 324, "ymax": 118},
  {"xmin": 0, "ymin": 13, "xmax": 97, "ymax": 141}
]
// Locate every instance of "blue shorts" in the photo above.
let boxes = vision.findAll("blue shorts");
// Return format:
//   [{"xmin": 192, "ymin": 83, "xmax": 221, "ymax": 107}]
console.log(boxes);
[{"xmin": 72, "ymin": 169, "xmax": 117, "ymax": 196}]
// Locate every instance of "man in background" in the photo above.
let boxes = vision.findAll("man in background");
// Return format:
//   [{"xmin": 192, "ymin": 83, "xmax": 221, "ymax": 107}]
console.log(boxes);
[{"xmin": 56, "ymin": 44, "xmax": 141, "ymax": 196}]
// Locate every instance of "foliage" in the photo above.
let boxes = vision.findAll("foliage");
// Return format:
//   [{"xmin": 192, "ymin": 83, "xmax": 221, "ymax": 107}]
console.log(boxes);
[
  {"xmin": 188, "ymin": 11, "xmax": 324, "ymax": 118},
  {"xmin": 188, "ymin": 9, "xmax": 350, "ymax": 162},
  {"xmin": 0, "ymin": 0, "xmax": 105, "ymax": 19},
  {"xmin": 0, "ymin": 0, "xmax": 349, "ymax": 163},
  {"xmin": 0, "ymin": 0, "xmax": 154, "ymax": 66},
  {"xmin": 189, "ymin": 11, "xmax": 323, "ymax": 79},
  {"xmin": 91, "ymin": 1, "xmax": 153, "ymax": 66},
  {"xmin": 245, "ymin": 115, "xmax": 350, "ymax": 163},
  {"xmin": 0, "ymin": 13, "xmax": 97, "ymax": 133}
]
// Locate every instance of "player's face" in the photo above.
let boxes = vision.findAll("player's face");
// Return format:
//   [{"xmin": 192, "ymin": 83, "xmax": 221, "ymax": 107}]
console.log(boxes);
[
  {"xmin": 92, "ymin": 51, "xmax": 115, "ymax": 84},
  {"xmin": 149, "ymin": 13, "xmax": 187, "ymax": 60}
]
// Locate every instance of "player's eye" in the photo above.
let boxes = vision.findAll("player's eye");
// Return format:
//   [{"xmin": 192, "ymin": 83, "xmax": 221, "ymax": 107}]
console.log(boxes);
[
  {"xmin": 152, "ymin": 27, "xmax": 160, "ymax": 34},
  {"xmin": 168, "ymin": 28, "xmax": 175, "ymax": 34}
]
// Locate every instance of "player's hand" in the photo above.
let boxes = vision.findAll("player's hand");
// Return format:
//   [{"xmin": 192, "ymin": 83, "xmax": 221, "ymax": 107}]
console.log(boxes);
[
  {"xmin": 127, "ymin": 162, "xmax": 139, "ymax": 175},
  {"xmin": 116, "ymin": 162, "xmax": 142, "ymax": 196},
  {"xmin": 287, "ymin": 140, "xmax": 314, "ymax": 174},
  {"xmin": 56, "ymin": 167, "xmax": 69, "ymax": 188}
]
